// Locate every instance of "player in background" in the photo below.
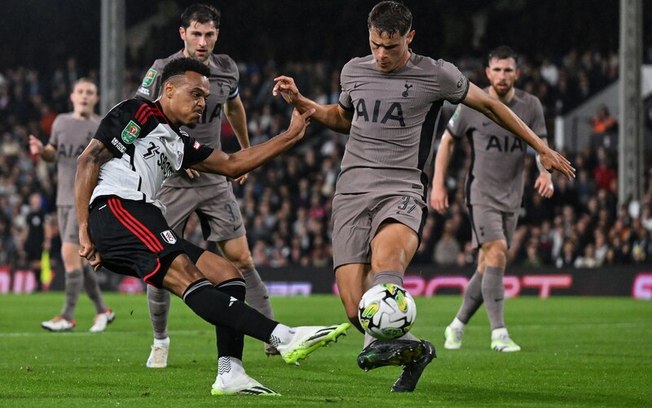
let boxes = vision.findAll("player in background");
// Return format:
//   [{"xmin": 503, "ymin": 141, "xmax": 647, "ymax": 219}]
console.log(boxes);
[
  {"xmin": 135, "ymin": 3, "xmax": 277, "ymax": 367},
  {"xmin": 29, "ymin": 78, "xmax": 115, "ymax": 333},
  {"xmin": 431, "ymin": 46, "xmax": 554, "ymax": 352},
  {"xmin": 76, "ymin": 57, "xmax": 349, "ymax": 396},
  {"xmin": 273, "ymin": 1, "xmax": 574, "ymax": 392}
]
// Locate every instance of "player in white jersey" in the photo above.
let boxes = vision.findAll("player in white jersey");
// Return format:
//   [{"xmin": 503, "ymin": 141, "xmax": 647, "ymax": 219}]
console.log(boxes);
[
  {"xmin": 29, "ymin": 78, "xmax": 115, "ymax": 333},
  {"xmin": 76, "ymin": 57, "xmax": 349, "ymax": 396},
  {"xmin": 274, "ymin": 1, "xmax": 574, "ymax": 392},
  {"xmin": 432, "ymin": 46, "xmax": 554, "ymax": 352},
  {"xmin": 135, "ymin": 3, "xmax": 278, "ymax": 366}
]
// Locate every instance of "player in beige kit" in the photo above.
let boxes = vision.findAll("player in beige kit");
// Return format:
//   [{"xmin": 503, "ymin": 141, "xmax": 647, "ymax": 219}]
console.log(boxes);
[
  {"xmin": 432, "ymin": 46, "xmax": 554, "ymax": 352},
  {"xmin": 135, "ymin": 4, "xmax": 276, "ymax": 367},
  {"xmin": 29, "ymin": 78, "xmax": 115, "ymax": 332},
  {"xmin": 274, "ymin": 1, "xmax": 574, "ymax": 392}
]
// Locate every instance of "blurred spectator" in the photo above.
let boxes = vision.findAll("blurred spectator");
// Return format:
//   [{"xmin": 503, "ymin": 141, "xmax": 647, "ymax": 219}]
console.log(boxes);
[
  {"xmin": 556, "ymin": 240, "xmax": 578, "ymax": 268},
  {"xmin": 433, "ymin": 219, "xmax": 461, "ymax": 266},
  {"xmin": 591, "ymin": 104, "xmax": 618, "ymax": 135},
  {"xmin": 574, "ymin": 243, "xmax": 598, "ymax": 268},
  {"xmin": 3, "ymin": 43, "xmax": 652, "ymax": 272},
  {"xmin": 22, "ymin": 192, "xmax": 47, "ymax": 274}
]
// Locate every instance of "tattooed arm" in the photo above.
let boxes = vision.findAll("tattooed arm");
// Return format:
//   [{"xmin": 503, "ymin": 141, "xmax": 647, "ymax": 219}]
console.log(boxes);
[{"xmin": 75, "ymin": 139, "xmax": 114, "ymax": 268}]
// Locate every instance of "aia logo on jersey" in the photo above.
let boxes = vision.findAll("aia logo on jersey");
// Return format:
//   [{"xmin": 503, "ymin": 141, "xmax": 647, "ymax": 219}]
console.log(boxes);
[
  {"xmin": 141, "ymin": 68, "xmax": 158, "ymax": 88},
  {"xmin": 355, "ymin": 99, "xmax": 405, "ymax": 127},
  {"xmin": 121, "ymin": 121, "xmax": 141, "ymax": 144},
  {"xmin": 160, "ymin": 230, "xmax": 177, "ymax": 245},
  {"xmin": 485, "ymin": 135, "xmax": 526, "ymax": 153}
]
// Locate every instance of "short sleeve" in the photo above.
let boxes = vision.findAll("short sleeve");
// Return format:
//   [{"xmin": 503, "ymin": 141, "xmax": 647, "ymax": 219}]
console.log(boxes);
[
  {"xmin": 438, "ymin": 60, "xmax": 469, "ymax": 105},
  {"xmin": 180, "ymin": 133, "xmax": 213, "ymax": 167},
  {"xmin": 135, "ymin": 61, "xmax": 165, "ymax": 101}
]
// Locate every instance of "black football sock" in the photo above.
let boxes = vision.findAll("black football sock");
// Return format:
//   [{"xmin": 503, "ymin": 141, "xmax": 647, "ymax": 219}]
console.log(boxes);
[
  {"xmin": 182, "ymin": 279, "xmax": 277, "ymax": 342},
  {"xmin": 214, "ymin": 278, "xmax": 246, "ymax": 361}
]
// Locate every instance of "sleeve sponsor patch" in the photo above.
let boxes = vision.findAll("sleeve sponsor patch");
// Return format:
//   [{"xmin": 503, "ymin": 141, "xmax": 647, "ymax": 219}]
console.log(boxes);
[
  {"xmin": 140, "ymin": 68, "xmax": 158, "ymax": 88},
  {"xmin": 121, "ymin": 120, "xmax": 141, "ymax": 144}
]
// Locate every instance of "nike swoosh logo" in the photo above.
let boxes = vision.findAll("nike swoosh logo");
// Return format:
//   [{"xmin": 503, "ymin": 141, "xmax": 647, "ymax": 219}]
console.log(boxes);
[
  {"xmin": 354, "ymin": 83, "xmax": 363, "ymax": 89},
  {"xmin": 233, "ymin": 223, "xmax": 242, "ymax": 231}
]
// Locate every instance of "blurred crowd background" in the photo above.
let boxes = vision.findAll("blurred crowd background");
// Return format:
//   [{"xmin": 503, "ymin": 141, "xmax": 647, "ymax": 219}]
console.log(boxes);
[{"xmin": 1, "ymin": 0, "xmax": 652, "ymax": 278}]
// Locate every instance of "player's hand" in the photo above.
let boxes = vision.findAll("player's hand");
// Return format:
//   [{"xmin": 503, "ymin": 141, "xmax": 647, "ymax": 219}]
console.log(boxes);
[
  {"xmin": 273, "ymin": 75, "xmax": 301, "ymax": 104},
  {"xmin": 430, "ymin": 184, "xmax": 449, "ymax": 214},
  {"xmin": 534, "ymin": 172, "xmax": 554, "ymax": 199},
  {"xmin": 28, "ymin": 134, "xmax": 43, "ymax": 156},
  {"xmin": 234, "ymin": 173, "xmax": 248, "ymax": 185},
  {"xmin": 538, "ymin": 147, "xmax": 575, "ymax": 179},
  {"xmin": 287, "ymin": 108, "xmax": 315, "ymax": 140},
  {"xmin": 79, "ymin": 229, "xmax": 102, "ymax": 269},
  {"xmin": 183, "ymin": 168, "xmax": 201, "ymax": 179}
]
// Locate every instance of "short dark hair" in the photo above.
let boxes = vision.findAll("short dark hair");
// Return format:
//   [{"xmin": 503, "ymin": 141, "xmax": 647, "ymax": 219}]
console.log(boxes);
[
  {"xmin": 72, "ymin": 77, "xmax": 97, "ymax": 90},
  {"xmin": 181, "ymin": 3, "xmax": 221, "ymax": 29},
  {"xmin": 161, "ymin": 58, "xmax": 210, "ymax": 84},
  {"xmin": 488, "ymin": 45, "xmax": 519, "ymax": 66},
  {"xmin": 367, "ymin": 1, "xmax": 412, "ymax": 37}
]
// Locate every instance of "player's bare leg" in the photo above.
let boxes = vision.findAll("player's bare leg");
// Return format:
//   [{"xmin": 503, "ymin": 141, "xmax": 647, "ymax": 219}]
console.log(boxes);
[{"xmin": 345, "ymin": 222, "xmax": 435, "ymax": 392}]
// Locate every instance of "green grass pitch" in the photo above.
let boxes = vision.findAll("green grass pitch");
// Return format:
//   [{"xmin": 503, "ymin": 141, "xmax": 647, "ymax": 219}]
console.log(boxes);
[{"xmin": 0, "ymin": 293, "xmax": 650, "ymax": 407}]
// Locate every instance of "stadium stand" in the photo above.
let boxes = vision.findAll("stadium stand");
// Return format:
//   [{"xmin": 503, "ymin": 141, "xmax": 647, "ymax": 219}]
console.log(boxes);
[{"xmin": 1, "ymin": 46, "xmax": 651, "ymax": 284}]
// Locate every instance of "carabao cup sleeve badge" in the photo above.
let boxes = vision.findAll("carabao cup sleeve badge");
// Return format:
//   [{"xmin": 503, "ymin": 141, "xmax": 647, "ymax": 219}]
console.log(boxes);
[
  {"xmin": 141, "ymin": 68, "xmax": 157, "ymax": 88},
  {"xmin": 121, "ymin": 120, "xmax": 141, "ymax": 144}
]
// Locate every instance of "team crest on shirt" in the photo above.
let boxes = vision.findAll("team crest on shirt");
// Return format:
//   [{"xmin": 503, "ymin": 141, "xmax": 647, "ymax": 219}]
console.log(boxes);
[
  {"xmin": 160, "ymin": 230, "xmax": 177, "ymax": 244},
  {"xmin": 121, "ymin": 121, "xmax": 141, "ymax": 144},
  {"xmin": 141, "ymin": 68, "xmax": 158, "ymax": 88}
]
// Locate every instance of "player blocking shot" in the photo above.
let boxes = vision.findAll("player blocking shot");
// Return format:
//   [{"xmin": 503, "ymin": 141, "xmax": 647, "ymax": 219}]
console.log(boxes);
[
  {"xmin": 274, "ymin": 1, "xmax": 574, "ymax": 392},
  {"xmin": 75, "ymin": 57, "xmax": 349, "ymax": 396}
]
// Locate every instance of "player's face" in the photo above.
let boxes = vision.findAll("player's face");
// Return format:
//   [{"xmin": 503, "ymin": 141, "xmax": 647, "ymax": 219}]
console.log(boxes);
[
  {"xmin": 179, "ymin": 21, "xmax": 219, "ymax": 64},
  {"xmin": 70, "ymin": 81, "xmax": 98, "ymax": 117},
  {"xmin": 368, "ymin": 27, "xmax": 414, "ymax": 73},
  {"xmin": 486, "ymin": 57, "xmax": 519, "ymax": 98},
  {"xmin": 167, "ymin": 71, "xmax": 210, "ymax": 127}
]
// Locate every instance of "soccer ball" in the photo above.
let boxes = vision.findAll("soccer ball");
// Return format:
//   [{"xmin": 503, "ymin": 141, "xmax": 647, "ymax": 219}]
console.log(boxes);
[{"xmin": 358, "ymin": 283, "xmax": 416, "ymax": 340}]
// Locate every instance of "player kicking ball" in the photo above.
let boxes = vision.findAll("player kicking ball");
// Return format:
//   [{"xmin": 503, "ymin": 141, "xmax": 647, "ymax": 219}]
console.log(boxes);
[{"xmin": 75, "ymin": 57, "xmax": 349, "ymax": 395}]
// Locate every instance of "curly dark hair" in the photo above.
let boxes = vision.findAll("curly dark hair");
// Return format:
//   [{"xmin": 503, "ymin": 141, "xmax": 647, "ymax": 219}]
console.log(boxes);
[{"xmin": 161, "ymin": 58, "xmax": 210, "ymax": 83}]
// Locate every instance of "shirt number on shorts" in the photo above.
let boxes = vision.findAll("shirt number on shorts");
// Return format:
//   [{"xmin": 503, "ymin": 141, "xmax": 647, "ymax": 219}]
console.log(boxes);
[
  {"xmin": 224, "ymin": 203, "xmax": 237, "ymax": 223},
  {"xmin": 397, "ymin": 196, "xmax": 417, "ymax": 213}
]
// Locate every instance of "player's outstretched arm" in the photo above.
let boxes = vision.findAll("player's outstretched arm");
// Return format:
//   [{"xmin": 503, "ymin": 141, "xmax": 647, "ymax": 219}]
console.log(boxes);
[
  {"xmin": 430, "ymin": 130, "xmax": 456, "ymax": 214},
  {"xmin": 462, "ymin": 83, "xmax": 575, "ymax": 179},
  {"xmin": 192, "ymin": 108, "xmax": 315, "ymax": 178},
  {"xmin": 273, "ymin": 75, "xmax": 352, "ymax": 134}
]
